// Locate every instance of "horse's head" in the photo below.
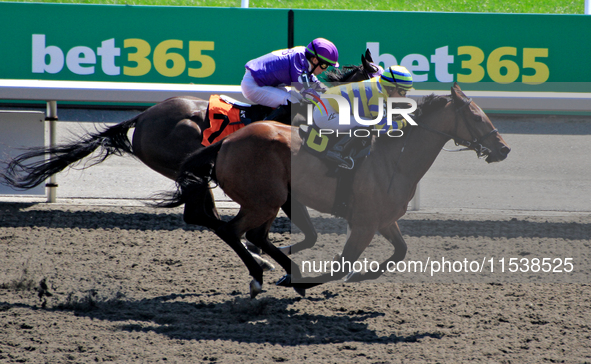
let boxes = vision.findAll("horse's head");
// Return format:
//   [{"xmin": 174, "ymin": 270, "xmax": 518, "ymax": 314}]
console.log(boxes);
[
  {"xmin": 450, "ymin": 83, "xmax": 511, "ymax": 163},
  {"xmin": 323, "ymin": 49, "xmax": 383, "ymax": 84},
  {"xmin": 361, "ymin": 49, "xmax": 384, "ymax": 78}
]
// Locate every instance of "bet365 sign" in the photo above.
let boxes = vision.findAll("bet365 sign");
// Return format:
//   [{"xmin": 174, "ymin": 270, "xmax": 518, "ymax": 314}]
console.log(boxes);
[
  {"xmin": 367, "ymin": 42, "xmax": 549, "ymax": 85},
  {"xmin": 32, "ymin": 34, "xmax": 216, "ymax": 79},
  {"xmin": 2, "ymin": 3, "xmax": 589, "ymax": 91}
]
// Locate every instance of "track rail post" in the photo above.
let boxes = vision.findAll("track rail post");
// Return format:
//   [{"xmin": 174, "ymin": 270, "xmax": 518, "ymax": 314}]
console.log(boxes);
[{"xmin": 45, "ymin": 101, "xmax": 58, "ymax": 203}]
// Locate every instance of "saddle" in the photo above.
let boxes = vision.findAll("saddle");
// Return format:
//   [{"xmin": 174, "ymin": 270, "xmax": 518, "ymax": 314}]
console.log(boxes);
[
  {"xmin": 201, "ymin": 95, "xmax": 272, "ymax": 146},
  {"xmin": 299, "ymin": 125, "xmax": 371, "ymax": 218}
]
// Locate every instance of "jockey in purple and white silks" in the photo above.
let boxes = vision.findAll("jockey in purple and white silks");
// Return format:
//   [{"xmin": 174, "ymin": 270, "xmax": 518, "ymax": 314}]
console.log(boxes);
[{"xmin": 241, "ymin": 38, "xmax": 339, "ymax": 120}]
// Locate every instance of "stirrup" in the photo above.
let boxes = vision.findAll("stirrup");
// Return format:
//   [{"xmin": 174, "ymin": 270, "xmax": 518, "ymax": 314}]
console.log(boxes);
[
  {"xmin": 326, "ymin": 150, "xmax": 354, "ymax": 170},
  {"xmin": 339, "ymin": 157, "xmax": 354, "ymax": 170}
]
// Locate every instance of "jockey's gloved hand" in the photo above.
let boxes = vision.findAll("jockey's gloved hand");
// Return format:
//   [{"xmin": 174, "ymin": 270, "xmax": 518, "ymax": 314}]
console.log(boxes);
[
  {"xmin": 376, "ymin": 116, "xmax": 408, "ymax": 133},
  {"xmin": 289, "ymin": 89, "xmax": 305, "ymax": 104},
  {"xmin": 393, "ymin": 117, "xmax": 407, "ymax": 130},
  {"xmin": 316, "ymin": 82, "xmax": 329, "ymax": 93}
]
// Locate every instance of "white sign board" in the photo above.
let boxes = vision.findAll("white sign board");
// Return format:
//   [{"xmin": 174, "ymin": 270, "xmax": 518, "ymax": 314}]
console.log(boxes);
[{"xmin": 0, "ymin": 111, "xmax": 46, "ymax": 196}]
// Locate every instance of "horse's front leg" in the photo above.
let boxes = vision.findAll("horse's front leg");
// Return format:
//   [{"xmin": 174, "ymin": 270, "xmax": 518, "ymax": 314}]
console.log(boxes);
[
  {"xmin": 279, "ymin": 196, "xmax": 318, "ymax": 255},
  {"xmin": 245, "ymin": 221, "xmax": 306, "ymax": 297},
  {"xmin": 345, "ymin": 221, "xmax": 407, "ymax": 282},
  {"xmin": 243, "ymin": 195, "xmax": 317, "ymax": 256},
  {"xmin": 278, "ymin": 225, "xmax": 376, "ymax": 291}
]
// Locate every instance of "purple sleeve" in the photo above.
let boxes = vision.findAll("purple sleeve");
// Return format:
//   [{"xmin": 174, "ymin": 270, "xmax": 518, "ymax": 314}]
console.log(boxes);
[
  {"xmin": 246, "ymin": 47, "xmax": 314, "ymax": 87},
  {"xmin": 289, "ymin": 52, "xmax": 309, "ymax": 83}
]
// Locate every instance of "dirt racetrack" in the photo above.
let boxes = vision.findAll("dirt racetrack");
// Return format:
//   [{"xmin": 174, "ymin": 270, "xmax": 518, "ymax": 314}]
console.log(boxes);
[{"xmin": 1, "ymin": 202, "xmax": 590, "ymax": 363}]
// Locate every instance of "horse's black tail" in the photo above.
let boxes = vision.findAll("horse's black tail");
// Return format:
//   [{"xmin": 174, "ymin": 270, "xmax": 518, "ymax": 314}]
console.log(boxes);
[
  {"xmin": 1, "ymin": 117, "xmax": 137, "ymax": 190},
  {"xmin": 155, "ymin": 140, "xmax": 224, "ymax": 208}
]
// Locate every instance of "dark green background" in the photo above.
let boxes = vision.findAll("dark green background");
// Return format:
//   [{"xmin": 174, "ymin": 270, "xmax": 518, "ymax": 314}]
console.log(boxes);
[{"xmin": 1, "ymin": 2, "xmax": 589, "ymax": 91}]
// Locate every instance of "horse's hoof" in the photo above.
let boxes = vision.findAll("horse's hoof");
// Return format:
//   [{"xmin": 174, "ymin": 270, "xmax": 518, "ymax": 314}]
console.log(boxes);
[
  {"xmin": 251, "ymin": 252, "xmax": 275, "ymax": 272},
  {"xmin": 293, "ymin": 287, "xmax": 306, "ymax": 297},
  {"xmin": 276, "ymin": 274, "xmax": 291, "ymax": 287},
  {"xmin": 250, "ymin": 279, "xmax": 262, "ymax": 299},
  {"xmin": 333, "ymin": 253, "xmax": 341, "ymax": 261}
]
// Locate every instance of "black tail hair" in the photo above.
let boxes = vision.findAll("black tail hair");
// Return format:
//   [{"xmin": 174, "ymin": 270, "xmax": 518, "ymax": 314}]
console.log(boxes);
[
  {"xmin": 155, "ymin": 140, "xmax": 224, "ymax": 208},
  {"xmin": 1, "ymin": 117, "xmax": 137, "ymax": 190}
]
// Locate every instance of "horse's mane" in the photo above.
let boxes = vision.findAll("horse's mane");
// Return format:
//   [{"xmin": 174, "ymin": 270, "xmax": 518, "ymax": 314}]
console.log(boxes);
[
  {"xmin": 322, "ymin": 64, "xmax": 365, "ymax": 83},
  {"xmin": 414, "ymin": 94, "xmax": 451, "ymax": 121},
  {"xmin": 372, "ymin": 93, "xmax": 451, "ymax": 148}
]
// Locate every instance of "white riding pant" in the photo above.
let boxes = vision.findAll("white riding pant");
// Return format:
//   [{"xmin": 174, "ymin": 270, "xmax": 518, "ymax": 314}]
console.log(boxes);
[{"xmin": 241, "ymin": 70, "xmax": 300, "ymax": 108}]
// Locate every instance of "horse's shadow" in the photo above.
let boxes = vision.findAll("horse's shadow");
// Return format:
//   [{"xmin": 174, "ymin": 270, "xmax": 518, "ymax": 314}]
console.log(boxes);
[
  {"xmin": 2, "ymin": 291, "xmax": 443, "ymax": 345},
  {"xmin": 3, "ymin": 202, "xmax": 589, "ymax": 241}
]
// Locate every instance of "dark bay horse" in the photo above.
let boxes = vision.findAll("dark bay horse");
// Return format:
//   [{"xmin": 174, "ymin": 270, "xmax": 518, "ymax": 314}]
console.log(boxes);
[
  {"xmin": 1, "ymin": 52, "xmax": 380, "ymax": 186},
  {"xmin": 162, "ymin": 83, "xmax": 511, "ymax": 298},
  {"xmin": 1, "ymin": 51, "xmax": 383, "ymax": 267}
]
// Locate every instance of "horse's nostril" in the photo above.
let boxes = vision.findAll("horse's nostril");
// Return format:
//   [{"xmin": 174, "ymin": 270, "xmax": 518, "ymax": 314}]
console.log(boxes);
[{"xmin": 501, "ymin": 146, "xmax": 511, "ymax": 156}]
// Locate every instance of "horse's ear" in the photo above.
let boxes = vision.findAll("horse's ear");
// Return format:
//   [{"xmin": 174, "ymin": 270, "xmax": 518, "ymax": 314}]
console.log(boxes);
[
  {"xmin": 361, "ymin": 52, "xmax": 371, "ymax": 70},
  {"xmin": 364, "ymin": 48, "xmax": 374, "ymax": 63},
  {"xmin": 451, "ymin": 82, "xmax": 468, "ymax": 103}
]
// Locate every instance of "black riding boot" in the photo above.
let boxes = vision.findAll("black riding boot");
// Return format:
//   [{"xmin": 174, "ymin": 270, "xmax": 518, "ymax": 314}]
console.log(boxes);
[
  {"xmin": 264, "ymin": 101, "xmax": 292, "ymax": 125},
  {"xmin": 325, "ymin": 134, "xmax": 358, "ymax": 169}
]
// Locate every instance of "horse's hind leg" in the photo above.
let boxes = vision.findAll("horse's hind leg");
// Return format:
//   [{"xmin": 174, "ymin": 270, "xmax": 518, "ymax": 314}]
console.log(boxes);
[{"xmin": 183, "ymin": 186, "xmax": 223, "ymax": 231}]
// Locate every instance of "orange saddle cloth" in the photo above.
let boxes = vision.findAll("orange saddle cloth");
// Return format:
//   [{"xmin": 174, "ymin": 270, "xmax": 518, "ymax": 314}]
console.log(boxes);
[{"xmin": 202, "ymin": 94, "xmax": 244, "ymax": 146}]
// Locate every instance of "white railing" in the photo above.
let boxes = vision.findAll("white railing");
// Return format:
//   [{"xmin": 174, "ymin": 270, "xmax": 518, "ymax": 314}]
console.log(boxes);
[
  {"xmin": 5, "ymin": 80, "xmax": 591, "ymax": 112},
  {"xmin": 0, "ymin": 79, "xmax": 247, "ymax": 104},
  {"xmin": 2, "ymin": 79, "xmax": 591, "ymax": 208},
  {"xmin": 0, "ymin": 80, "xmax": 248, "ymax": 202}
]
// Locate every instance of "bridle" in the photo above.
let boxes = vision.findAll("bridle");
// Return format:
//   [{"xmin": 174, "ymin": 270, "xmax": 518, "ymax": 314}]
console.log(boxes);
[
  {"xmin": 417, "ymin": 96, "xmax": 498, "ymax": 159},
  {"xmin": 360, "ymin": 62, "xmax": 384, "ymax": 80}
]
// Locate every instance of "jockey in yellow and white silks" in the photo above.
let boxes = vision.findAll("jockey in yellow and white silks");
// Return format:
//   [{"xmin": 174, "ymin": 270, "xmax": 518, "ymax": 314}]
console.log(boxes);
[
  {"xmin": 312, "ymin": 65, "xmax": 414, "ymax": 169},
  {"xmin": 313, "ymin": 65, "xmax": 413, "ymax": 134}
]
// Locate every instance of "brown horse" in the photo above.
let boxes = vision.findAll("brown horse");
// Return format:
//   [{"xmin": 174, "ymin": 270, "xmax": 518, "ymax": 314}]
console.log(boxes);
[
  {"xmin": 162, "ymin": 83, "xmax": 511, "ymax": 298},
  {"xmin": 1, "ymin": 51, "xmax": 382, "ymax": 245}
]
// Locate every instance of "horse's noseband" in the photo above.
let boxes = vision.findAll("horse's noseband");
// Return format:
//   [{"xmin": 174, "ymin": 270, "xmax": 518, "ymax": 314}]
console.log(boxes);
[{"xmin": 450, "ymin": 98, "xmax": 498, "ymax": 158}]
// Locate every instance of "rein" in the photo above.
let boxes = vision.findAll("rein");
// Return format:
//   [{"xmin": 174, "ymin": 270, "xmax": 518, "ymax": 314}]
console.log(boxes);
[{"xmin": 417, "ymin": 97, "xmax": 498, "ymax": 159}]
